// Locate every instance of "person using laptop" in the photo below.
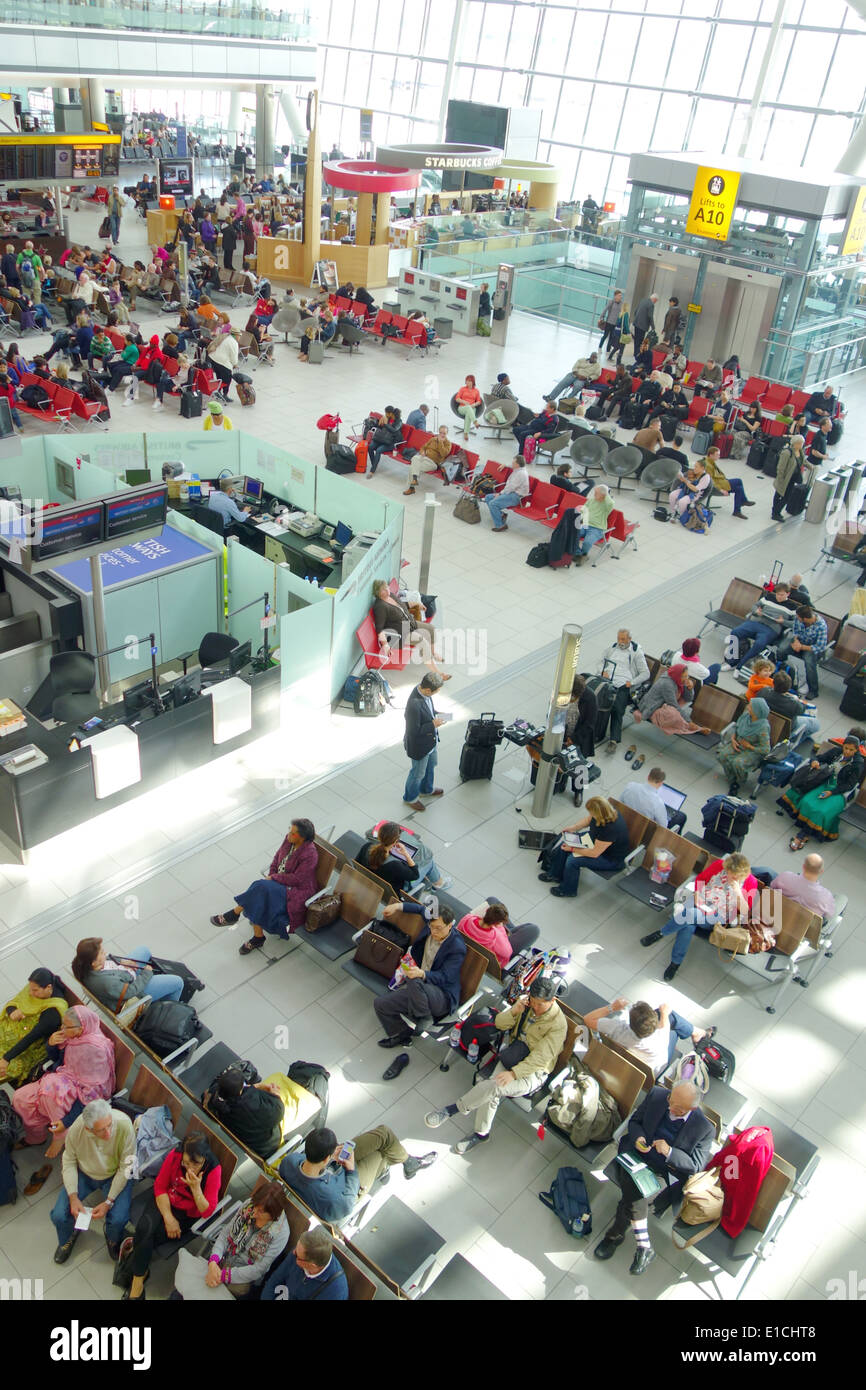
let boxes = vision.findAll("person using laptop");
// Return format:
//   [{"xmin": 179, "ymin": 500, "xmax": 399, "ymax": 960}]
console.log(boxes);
[
  {"xmin": 207, "ymin": 478, "xmax": 250, "ymax": 533},
  {"xmin": 621, "ymin": 766, "xmax": 686, "ymax": 834}
]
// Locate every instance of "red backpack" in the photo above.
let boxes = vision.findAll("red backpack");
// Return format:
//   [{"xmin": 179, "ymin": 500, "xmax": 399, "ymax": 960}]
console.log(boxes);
[{"xmin": 706, "ymin": 1125, "xmax": 774, "ymax": 1237}]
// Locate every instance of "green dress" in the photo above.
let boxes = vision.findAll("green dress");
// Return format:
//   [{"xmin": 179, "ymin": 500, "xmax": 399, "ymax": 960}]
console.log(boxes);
[
  {"xmin": 779, "ymin": 749, "xmax": 865, "ymax": 841},
  {"xmin": 0, "ymin": 986, "xmax": 68, "ymax": 1086}
]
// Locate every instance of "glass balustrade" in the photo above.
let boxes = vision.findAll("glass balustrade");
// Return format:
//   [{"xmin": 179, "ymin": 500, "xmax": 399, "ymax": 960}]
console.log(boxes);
[{"xmin": 5, "ymin": 0, "xmax": 313, "ymax": 43}]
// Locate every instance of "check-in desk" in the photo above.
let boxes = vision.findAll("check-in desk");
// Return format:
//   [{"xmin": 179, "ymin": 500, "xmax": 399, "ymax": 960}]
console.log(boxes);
[{"xmin": 0, "ymin": 664, "xmax": 281, "ymax": 860}]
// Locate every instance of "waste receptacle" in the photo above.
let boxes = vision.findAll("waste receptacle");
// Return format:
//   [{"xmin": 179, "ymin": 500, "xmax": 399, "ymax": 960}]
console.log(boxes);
[
  {"xmin": 434, "ymin": 316, "xmax": 453, "ymax": 339},
  {"xmin": 384, "ymin": 301, "xmax": 400, "ymax": 315},
  {"xmin": 805, "ymin": 472, "xmax": 836, "ymax": 525}
]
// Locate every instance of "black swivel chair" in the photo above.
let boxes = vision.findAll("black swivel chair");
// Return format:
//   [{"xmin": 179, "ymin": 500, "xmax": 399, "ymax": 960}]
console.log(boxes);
[
  {"xmin": 179, "ymin": 632, "xmax": 238, "ymax": 677},
  {"xmin": 39, "ymin": 651, "xmax": 98, "ymax": 724},
  {"xmin": 191, "ymin": 503, "xmax": 225, "ymax": 537}
]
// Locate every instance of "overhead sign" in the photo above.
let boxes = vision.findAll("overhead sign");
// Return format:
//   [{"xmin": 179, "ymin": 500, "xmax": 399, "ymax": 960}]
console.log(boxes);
[
  {"xmin": 685, "ymin": 166, "xmax": 741, "ymax": 242},
  {"xmin": 375, "ymin": 142, "xmax": 503, "ymax": 172},
  {"xmin": 360, "ymin": 109, "xmax": 373, "ymax": 143},
  {"xmin": 841, "ymin": 185, "xmax": 866, "ymax": 257}
]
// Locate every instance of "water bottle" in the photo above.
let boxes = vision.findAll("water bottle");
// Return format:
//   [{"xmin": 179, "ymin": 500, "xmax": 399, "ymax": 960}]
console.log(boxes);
[
  {"xmin": 448, "ymin": 1024, "xmax": 462, "ymax": 1050},
  {"xmin": 466, "ymin": 1041, "xmax": 480, "ymax": 1064}
]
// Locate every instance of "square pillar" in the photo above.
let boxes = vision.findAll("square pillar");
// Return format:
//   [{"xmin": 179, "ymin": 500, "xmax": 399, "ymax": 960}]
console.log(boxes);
[
  {"xmin": 356, "ymin": 192, "xmax": 374, "ymax": 247},
  {"xmin": 374, "ymin": 191, "xmax": 391, "ymax": 246}
]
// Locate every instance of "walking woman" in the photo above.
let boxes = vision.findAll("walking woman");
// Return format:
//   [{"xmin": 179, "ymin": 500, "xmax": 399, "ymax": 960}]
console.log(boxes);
[{"xmin": 211, "ymin": 818, "xmax": 320, "ymax": 955}]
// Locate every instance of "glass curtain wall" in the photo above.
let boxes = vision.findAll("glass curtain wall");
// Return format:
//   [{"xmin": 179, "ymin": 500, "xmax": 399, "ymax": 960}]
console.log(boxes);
[{"xmin": 317, "ymin": 0, "xmax": 866, "ymax": 213}]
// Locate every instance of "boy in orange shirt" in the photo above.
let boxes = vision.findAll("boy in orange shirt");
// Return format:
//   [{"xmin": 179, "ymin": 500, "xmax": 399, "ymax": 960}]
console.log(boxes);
[{"xmin": 744, "ymin": 658, "xmax": 775, "ymax": 701}]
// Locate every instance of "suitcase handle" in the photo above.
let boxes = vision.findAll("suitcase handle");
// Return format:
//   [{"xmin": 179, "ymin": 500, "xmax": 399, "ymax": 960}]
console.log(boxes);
[{"xmin": 479, "ymin": 712, "xmax": 497, "ymax": 721}]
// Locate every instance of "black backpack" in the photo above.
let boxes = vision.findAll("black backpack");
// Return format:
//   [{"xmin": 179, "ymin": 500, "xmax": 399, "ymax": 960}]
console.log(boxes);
[
  {"xmin": 20, "ymin": 383, "xmax": 50, "ymax": 410},
  {"xmin": 287, "ymin": 1060, "xmax": 330, "ymax": 1127},
  {"xmin": 133, "ymin": 1000, "xmax": 200, "ymax": 1058},
  {"xmin": 538, "ymin": 1166, "xmax": 593, "ymax": 1238},
  {"xmin": 354, "ymin": 669, "xmax": 390, "ymax": 717},
  {"xmin": 526, "ymin": 542, "xmax": 550, "ymax": 568}
]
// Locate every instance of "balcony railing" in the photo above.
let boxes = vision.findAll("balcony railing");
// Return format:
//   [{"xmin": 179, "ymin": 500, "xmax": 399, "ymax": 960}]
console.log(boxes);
[{"xmin": 5, "ymin": 0, "xmax": 313, "ymax": 43}]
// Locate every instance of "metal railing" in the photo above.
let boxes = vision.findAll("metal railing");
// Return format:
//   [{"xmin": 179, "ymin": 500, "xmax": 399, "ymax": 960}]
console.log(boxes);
[
  {"xmin": 4, "ymin": 0, "xmax": 313, "ymax": 42},
  {"xmin": 800, "ymin": 333, "xmax": 866, "ymax": 390},
  {"xmin": 764, "ymin": 315, "xmax": 866, "ymax": 387}
]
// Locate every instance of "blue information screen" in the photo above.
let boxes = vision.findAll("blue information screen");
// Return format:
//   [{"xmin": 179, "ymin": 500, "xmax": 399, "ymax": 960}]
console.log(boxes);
[
  {"xmin": 31, "ymin": 503, "xmax": 105, "ymax": 562},
  {"xmin": 105, "ymin": 487, "xmax": 167, "ymax": 540}
]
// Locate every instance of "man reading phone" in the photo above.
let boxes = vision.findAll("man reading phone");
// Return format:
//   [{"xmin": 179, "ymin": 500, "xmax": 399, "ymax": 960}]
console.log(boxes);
[{"xmin": 279, "ymin": 1126, "xmax": 437, "ymax": 1222}]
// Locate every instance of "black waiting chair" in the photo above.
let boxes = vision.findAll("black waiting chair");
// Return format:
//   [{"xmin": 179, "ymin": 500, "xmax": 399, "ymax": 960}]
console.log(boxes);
[
  {"xmin": 602, "ymin": 445, "xmax": 642, "ymax": 491},
  {"xmin": 190, "ymin": 504, "xmax": 225, "ymax": 537}
]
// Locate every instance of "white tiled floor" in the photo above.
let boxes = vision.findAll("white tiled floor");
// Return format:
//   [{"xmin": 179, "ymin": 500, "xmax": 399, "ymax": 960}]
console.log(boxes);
[{"xmin": 1, "ymin": 177, "xmax": 865, "ymax": 1301}]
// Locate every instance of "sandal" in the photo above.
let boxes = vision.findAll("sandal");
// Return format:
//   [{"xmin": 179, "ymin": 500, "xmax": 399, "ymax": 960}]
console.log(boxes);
[
  {"xmin": 23, "ymin": 1164, "xmax": 53, "ymax": 1196},
  {"xmin": 239, "ymin": 935, "xmax": 265, "ymax": 955},
  {"xmin": 210, "ymin": 911, "xmax": 239, "ymax": 927},
  {"xmin": 624, "ymin": 744, "xmax": 637, "ymax": 761},
  {"xmin": 789, "ymin": 835, "xmax": 807, "ymax": 852}
]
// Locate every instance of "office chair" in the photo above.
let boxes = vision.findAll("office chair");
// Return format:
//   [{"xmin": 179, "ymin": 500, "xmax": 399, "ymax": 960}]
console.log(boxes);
[
  {"xmin": 191, "ymin": 503, "xmax": 225, "ymax": 537},
  {"xmin": 48, "ymin": 651, "xmax": 98, "ymax": 724},
  {"xmin": 179, "ymin": 632, "xmax": 238, "ymax": 676}
]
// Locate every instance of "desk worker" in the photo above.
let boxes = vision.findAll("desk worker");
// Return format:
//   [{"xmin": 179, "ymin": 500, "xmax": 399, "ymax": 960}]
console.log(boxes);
[{"xmin": 207, "ymin": 478, "xmax": 249, "ymax": 532}]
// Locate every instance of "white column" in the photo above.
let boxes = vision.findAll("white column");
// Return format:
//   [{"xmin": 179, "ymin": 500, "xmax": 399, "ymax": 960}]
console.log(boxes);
[
  {"xmin": 436, "ymin": 0, "xmax": 465, "ymax": 141},
  {"xmin": 836, "ymin": 113, "xmax": 866, "ymax": 177},
  {"xmin": 737, "ymin": 0, "xmax": 788, "ymax": 159},
  {"xmin": 279, "ymin": 88, "xmax": 306, "ymax": 147},
  {"xmin": 255, "ymin": 83, "xmax": 275, "ymax": 179},
  {"xmin": 80, "ymin": 78, "xmax": 106, "ymax": 130},
  {"xmin": 228, "ymin": 90, "xmax": 243, "ymax": 147}
]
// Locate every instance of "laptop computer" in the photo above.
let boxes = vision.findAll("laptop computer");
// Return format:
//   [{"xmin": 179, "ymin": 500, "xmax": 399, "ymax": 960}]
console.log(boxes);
[{"xmin": 657, "ymin": 783, "xmax": 687, "ymax": 813}]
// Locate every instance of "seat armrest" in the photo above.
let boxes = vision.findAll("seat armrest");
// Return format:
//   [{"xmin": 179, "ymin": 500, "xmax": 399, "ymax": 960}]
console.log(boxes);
[
  {"xmin": 198, "ymin": 1197, "xmax": 243, "ymax": 1242},
  {"xmin": 266, "ymin": 1132, "xmax": 303, "ymax": 1167},
  {"xmin": 191, "ymin": 1193, "xmax": 233, "ymax": 1235},
  {"xmin": 305, "ymin": 887, "xmax": 329, "ymax": 905},
  {"xmin": 162, "ymin": 1035, "xmax": 200, "ymax": 1069},
  {"xmin": 624, "ymin": 844, "xmax": 644, "ymax": 870}
]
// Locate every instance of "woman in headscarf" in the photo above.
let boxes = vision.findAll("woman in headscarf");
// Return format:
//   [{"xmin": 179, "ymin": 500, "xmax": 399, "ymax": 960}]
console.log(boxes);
[
  {"xmin": 633, "ymin": 665, "xmax": 711, "ymax": 738},
  {"xmin": 564, "ymin": 674, "xmax": 598, "ymax": 759},
  {"xmin": 0, "ymin": 968, "xmax": 68, "ymax": 1087},
  {"xmin": 211, "ymin": 817, "xmax": 320, "ymax": 956},
  {"xmin": 779, "ymin": 729, "xmax": 865, "ymax": 850},
  {"xmin": 670, "ymin": 636, "xmax": 719, "ymax": 685},
  {"xmin": 12, "ymin": 1005, "xmax": 116, "ymax": 1155},
  {"xmin": 716, "ymin": 697, "xmax": 771, "ymax": 795}
]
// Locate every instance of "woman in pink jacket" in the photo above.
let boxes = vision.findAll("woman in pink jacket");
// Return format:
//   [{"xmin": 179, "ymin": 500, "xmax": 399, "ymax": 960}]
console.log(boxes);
[{"xmin": 211, "ymin": 818, "xmax": 320, "ymax": 955}]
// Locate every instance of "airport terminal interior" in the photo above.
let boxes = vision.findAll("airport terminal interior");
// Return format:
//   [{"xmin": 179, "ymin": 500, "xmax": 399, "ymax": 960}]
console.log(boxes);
[{"xmin": 0, "ymin": 0, "xmax": 865, "ymax": 1314}]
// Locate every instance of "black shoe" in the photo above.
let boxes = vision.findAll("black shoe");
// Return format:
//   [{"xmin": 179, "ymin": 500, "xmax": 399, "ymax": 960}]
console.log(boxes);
[
  {"xmin": 378, "ymin": 1033, "xmax": 412, "ymax": 1048},
  {"xmin": 550, "ymin": 887, "xmax": 576, "ymax": 898},
  {"xmin": 663, "ymin": 962, "xmax": 679, "ymax": 982},
  {"xmin": 382, "ymin": 1052, "xmax": 410, "ymax": 1081},
  {"xmin": 594, "ymin": 1231, "xmax": 625, "ymax": 1260},
  {"xmin": 403, "ymin": 1152, "xmax": 437, "ymax": 1179},
  {"xmin": 630, "ymin": 1247, "xmax": 656, "ymax": 1276},
  {"xmin": 742, "ymin": 500, "xmax": 756, "ymax": 507},
  {"xmin": 641, "ymin": 931, "xmax": 663, "ymax": 948},
  {"xmin": 54, "ymin": 1235, "xmax": 78, "ymax": 1265},
  {"xmin": 121, "ymin": 1286, "xmax": 146, "ymax": 1301},
  {"xmin": 105, "ymin": 1238, "xmax": 121, "ymax": 1261},
  {"xmin": 537, "ymin": 872, "xmax": 556, "ymax": 883}
]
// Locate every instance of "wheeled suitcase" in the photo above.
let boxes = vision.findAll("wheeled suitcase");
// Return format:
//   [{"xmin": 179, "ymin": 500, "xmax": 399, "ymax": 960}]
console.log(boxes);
[
  {"xmin": 691, "ymin": 429, "xmax": 711, "ymax": 455},
  {"xmin": 307, "ymin": 339, "xmax": 325, "ymax": 364},
  {"xmin": 235, "ymin": 379, "xmax": 256, "ymax": 407},
  {"xmin": 746, "ymin": 437, "xmax": 767, "ymax": 470},
  {"xmin": 464, "ymin": 712, "xmax": 504, "ymax": 748},
  {"xmin": 583, "ymin": 674, "xmax": 617, "ymax": 742},
  {"xmin": 786, "ymin": 480, "xmax": 809, "ymax": 516},
  {"xmin": 699, "ymin": 794, "xmax": 757, "ymax": 853},
  {"xmin": 763, "ymin": 438, "xmax": 785, "ymax": 479},
  {"xmin": 840, "ymin": 660, "xmax": 866, "ymax": 719},
  {"xmin": 716, "ymin": 431, "xmax": 733, "ymax": 459},
  {"xmin": 354, "ymin": 440, "xmax": 368, "ymax": 473},
  {"xmin": 180, "ymin": 387, "xmax": 202, "ymax": 418},
  {"xmin": 459, "ymin": 743, "xmax": 497, "ymax": 781},
  {"xmin": 660, "ymin": 413, "xmax": 677, "ymax": 442}
]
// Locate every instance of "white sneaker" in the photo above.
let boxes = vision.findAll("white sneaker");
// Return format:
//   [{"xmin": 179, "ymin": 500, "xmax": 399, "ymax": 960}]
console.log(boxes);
[
  {"xmin": 121, "ymin": 396, "xmax": 134, "ymax": 407},
  {"xmin": 720, "ymin": 663, "xmax": 734, "ymax": 672},
  {"xmin": 152, "ymin": 400, "xmax": 164, "ymax": 411}
]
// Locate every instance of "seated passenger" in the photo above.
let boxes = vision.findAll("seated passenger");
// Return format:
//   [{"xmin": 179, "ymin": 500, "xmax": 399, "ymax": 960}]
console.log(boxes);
[
  {"xmin": 71, "ymin": 938, "xmax": 187, "ymax": 1011},
  {"xmin": 211, "ymin": 817, "xmax": 319, "ymax": 955},
  {"xmin": 716, "ymin": 697, "xmax": 771, "ymax": 795},
  {"xmin": 403, "ymin": 424, "xmax": 453, "ymax": 495},
  {"xmin": 456, "ymin": 902, "xmax": 513, "ymax": 967},
  {"xmin": 425, "ymin": 975, "xmax": 566, "ymax": 1154},
  {"xmin": 575, "ymin": 483, "xmax": 614, "ymax": 561},
  {"xmin": 173, "ymin": 1183, "xmax": 289, "ymax": 1299},
  {"xmin": 203, "ymin": 1068, "xmax": 286, "ymax": 1158},
  {"xmin": 13, "ymin": 1005, "xmax": 116, "ymax": 1157},
  {"xmin": 641, "ymin": 852, "xmax": 758, "ymax": 980},
  {"xmin": 538, "ymin": 795, "xmax": 630, "ymax": 898},
  {"xmin": 512, "ymin": 401, "xmax": 559, "ymax": 454},
  {"xmin": 544, "ymin": 352, "xmax": 601, "ymax": 402},
  {"xmin": 593, "ymin": 1082, "xmax": 714, "ymax": 1274},
  {"xmin": 372, "ymin": 577, "xmax": 446, "ymax": 675},
  {"xmin": 0, "ymin": 968, "xmax": 68, "ymax": 1088},
  {"xmin": 762, "ymin": 670, "xmax": 819, "ymax": 750},
  {"xmin": 261, "ymin": 1226, "xmax": 348, "ymax": 1302},
  {"xmin": 279, "ymin": 1126, "xmax": 436, "ymax": 1222},
  {"xmin": 668, "ymin": 458, "xmax": 712, "ymax": 518},
  {"xmin": 671, "ymin": 635, "xmax": 719, "ymax": 686},
  {"xmin": 778, "ymin": 729, "xmax": 865, "ymax": 850},
  {"xmin": 51, "ymin": 1099, "xmax": 135, "ymax": 1265},
  {"xmin": 374, "ymin": 905, "xmax": 466, "ymax": 1046},
  {"xmin": 583, "ymin": 997, "xmax": 713, "ymax": 1075},
  {"xmin": 356, "ymin": 820, "xmax": 451, "ymax": 893},
  {"xmin": 123, "ymin": 1134, "xmax": 221, "ymax": 1301},
  {"xmin": 621, "ymin": 765, "xmax": 686, "ymax": 834},
  {"xmin": 634, "ymin": 665, "xmax": 710, "ymax": 738},
  {"xmin": 744, "ymin": 659, "xmax": 775, "ymax": 701}
]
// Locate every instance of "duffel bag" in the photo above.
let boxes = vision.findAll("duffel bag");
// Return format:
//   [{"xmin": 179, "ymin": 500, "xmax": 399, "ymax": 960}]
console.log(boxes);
[
  {"xmin": 454, "ymin": 494, "xmax": 481, "ymax": 524},
  {"xmin": 133, "ymin": 1000, "xmax": 200, "ymax": 1058},
  {"xmin": 305, "ymin": 893, "xmax": 342, "ymax": 932}
]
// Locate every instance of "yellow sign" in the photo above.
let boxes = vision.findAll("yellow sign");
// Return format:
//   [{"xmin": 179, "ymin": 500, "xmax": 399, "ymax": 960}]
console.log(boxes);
[
  {"xmin": 685, "ymin": 166, "xmax": 741, "ymax": 242},
  {"xmin": 687, "ymin": 302, "xmax": 702, "ymax": 313},
  {"xmin": 842, "ymin": 186, "xmax": 866, "ymax": 257}
]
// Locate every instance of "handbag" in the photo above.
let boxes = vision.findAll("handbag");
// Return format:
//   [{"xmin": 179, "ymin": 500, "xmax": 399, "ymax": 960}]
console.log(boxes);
[
  {"xmin": 747, "ymin": 922, "xmax": 776, "ymax": 954},
  {"xmin": 789, "ymin": 761, "xmax": 833, "ymax": 793},
  {"xmin": 673, "ymin": 1170, "xmax": 725, "ymax": 1248},
  {"xmin": 453, "ymin": 495, "xmax": 481, "ymax": 525},
  {"xmin": 353, "ymin": 928, "xmax": 406, "ymax": 979},
  {"xmin": 304, "ymin": 893, "xmax": 342, "ymax": 932},
  {"xmin": 708, "ymin": 923, "xmax": 751, "ymax": 959},
  {"xmin": 596, "ymin": 316, "xmax": 606, "ymax": 330}
]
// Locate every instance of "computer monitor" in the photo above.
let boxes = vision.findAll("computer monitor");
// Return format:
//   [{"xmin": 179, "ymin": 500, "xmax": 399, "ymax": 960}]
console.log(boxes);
[
  {"xmin": 123, "ymin": 680, "xmax": 155, "ymax": 718},
  {"xmin": 125, "ymin": 469, "xmax": 151, "ymax": 486},
  {"xmin": 334, "ymin": 520, "xmax": 353, "ymax": 548},
  {"xmin": 170, "ymin": 670, "xmax": 202, "ymax": 708},
  {"xmin": 228, "ymin": 640, "xmax": 252, "ymax": 675},
  {"xmin": 658, "ymin": 783, "xmax": 687, "ymax": 813},
  {"xmin": 244, "ymin": 477, "xmax": 263, "ymax": 502}
]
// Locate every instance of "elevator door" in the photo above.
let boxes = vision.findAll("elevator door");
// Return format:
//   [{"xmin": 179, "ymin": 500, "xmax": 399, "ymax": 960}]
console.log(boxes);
[
  {"xmin": 689, "ymin": 264, "xmax": 780, "ymax": 374},
  {"xmin": 627, "ymin": 250, "xmax": 698, "ymax": 332}
]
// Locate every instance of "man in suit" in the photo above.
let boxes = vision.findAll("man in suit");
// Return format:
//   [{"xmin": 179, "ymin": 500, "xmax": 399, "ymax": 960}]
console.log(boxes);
[
  {"xmin": 403, "ymin": 671, "xmax": 445, "ymax": 810},
  {"xmin": 594, "ymin": 1081, "xmax": 714, "ymax": 1275},
  {"xmin": 374, "ymin": 904, "xmax": 467, "ymax": 1047}
]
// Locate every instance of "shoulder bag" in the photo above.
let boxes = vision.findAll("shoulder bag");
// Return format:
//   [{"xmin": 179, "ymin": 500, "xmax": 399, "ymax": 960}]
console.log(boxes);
[
  {"xmin": 672, "ymin": 1169, "xmax": 725, "ymax": 1248},
  {"xmin": 353, "ymin": 928, "xmax": 406, "ymax": 979}
]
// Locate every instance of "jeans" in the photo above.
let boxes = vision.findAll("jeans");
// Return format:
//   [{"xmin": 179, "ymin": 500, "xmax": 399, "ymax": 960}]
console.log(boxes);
[
  {"xmin": 487, "ymin": 490, "xmax": 521, "ymax": 528},
  {"xmin": 665, "ymin": 1009, "xmax": 697, "ymax": 1065},
  {"xmin": 725, "ymin": 477, "xmax": 751, "ymax": 513},
  {"xmin": 404, "ymin": 747, "xmax": 437, "ymax": 802},
  {"xmin": 727, "ymin": 620, "xmax": 776, "ymax": 668},
  {"xmin": 123, "ymin": 947, "xmax": 184, "ymax": 1002},
  {"xmin": 368, "ymin": 443, "xmax": 387, "ymax": 473},
  {"xmin": 51, "ymin": 1171, "xmax": 133, "ymax": 1248},
  {"xmin": 607, "ymin": 684, "xmax": 631, "ymax": 744},
  {"xmin": 408, "ymin": 855, "xmax": 443, "ymax": 891},
  {"xmin": 660, "ymin": 906, "xmax": 720, "ymax": 966},
  {"xmin": 578, "ymin": 524, "xmax": 604, "ymax": 556},
  {"xmin": 549, "ymin": 845, "xmax": 625, "ymax": 896},
  {"xmin": 790, "ymin": 713, "xmax": 820, "ymax": 748},
  {"xmin": 547, "ymin": 371, "xmax": 579, "ymax": 399},
  {"xmin": 776, "ymin": 636, "xmax": 819, "ymax": 695},
  {"xmin": 110, "ymin": 213, "xmax": 120, "ymax": 243},
  {"xmin": 107, "ymin": 361, "xmax": 134, "ymax": 392},
  {"xmin": 31, "ymin": 304, "xmax": 52, "ymax": 329}
]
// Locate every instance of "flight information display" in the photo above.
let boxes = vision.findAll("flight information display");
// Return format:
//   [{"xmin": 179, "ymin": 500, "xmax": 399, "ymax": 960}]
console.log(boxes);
[
  {"xmin": 0, "ymin": 135, "xmax": 120, "ymax": 183},
  {"xmin": 104, "ymin": 485, "xmax": 168, "ymax": 540},
  {"xmin": 29, "ymin": 502, "xmax": 105, "ymax": 563}
]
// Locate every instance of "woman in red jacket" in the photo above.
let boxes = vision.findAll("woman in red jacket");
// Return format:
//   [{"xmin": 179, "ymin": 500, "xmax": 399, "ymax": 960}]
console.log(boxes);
[
  {"xmin": 123, "ymin": 1134, "xmax": 221, "ymax": 1301},
  {"xmin": 211, "ymin": 818, "xmax": 320, "ymax": 955}
]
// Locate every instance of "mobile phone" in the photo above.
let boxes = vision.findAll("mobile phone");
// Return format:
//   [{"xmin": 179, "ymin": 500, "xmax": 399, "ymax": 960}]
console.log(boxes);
[
  {"xmin": 649, "ymin": 891, "xmax": 669, "ymax": 909},
  {"xmin": 82, "ymin": 716, "xmax": 103, "ymax": 731},
  {"xmin": 338, "ymin": 1140, "xmax": 355, "ymax": 1162}
]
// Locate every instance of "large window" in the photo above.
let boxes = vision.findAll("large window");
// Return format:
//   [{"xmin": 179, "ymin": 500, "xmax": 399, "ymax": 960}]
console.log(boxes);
[{"xmin": 317, "ymin": 0, "xmax": 866, "ymax": 211}]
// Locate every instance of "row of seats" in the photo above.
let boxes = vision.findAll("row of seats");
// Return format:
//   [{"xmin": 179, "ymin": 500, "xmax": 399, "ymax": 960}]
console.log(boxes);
[
  {"xmin": 364, "ymin": 310, "xmax": 440, "ymax": 356},
  {"xmin": 14, "ymin": 371, "xmax": 107, "ymax": 431}
]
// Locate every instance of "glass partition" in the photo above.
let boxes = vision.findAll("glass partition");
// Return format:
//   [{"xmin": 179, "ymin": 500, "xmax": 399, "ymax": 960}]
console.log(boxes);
[{"xmin": 6, "ymin": 0, "xmax": 313, "ymax": 42}]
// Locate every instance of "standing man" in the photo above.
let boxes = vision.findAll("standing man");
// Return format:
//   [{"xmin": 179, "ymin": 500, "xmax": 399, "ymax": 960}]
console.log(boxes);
[
  {"xmin": 107, "ymin": 187, "xmax": 124, "ymax": 245},
  {"xmin": 661, "ymin": 296, "xmax": 683, "ymax": 347},
  {"xmin": 597, "ymin": 288, "xmax": 624, "ymax": 356},
  {"xmin": 631, "ymin": 293, "xmax": 658, "ymax": 355},
  {"xmin": 51, "ymin": 1099, "xmax": 135, "ymax": 1263},
  {"xmin": 598, "ymin": 628, "xmax": 650, "ymax": 753},
  {"xmin": 403, "ymin": 671, "xmax": 445, "ymax": 811}
]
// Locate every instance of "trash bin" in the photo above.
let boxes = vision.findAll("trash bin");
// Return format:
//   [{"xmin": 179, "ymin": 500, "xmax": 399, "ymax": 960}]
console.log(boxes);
[
  {"xmin": 384, "ymin": 301, "xmax": 400, "ymax": 315},
  {"xmin": 805, "ymin": 473, "xmax": 835, "ymax": 525},
  {"xmin": 434, "ymin": 316, "xmax": 453, "ymax": 339}
]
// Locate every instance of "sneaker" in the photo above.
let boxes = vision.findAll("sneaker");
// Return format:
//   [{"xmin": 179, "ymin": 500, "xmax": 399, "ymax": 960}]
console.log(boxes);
[
  {"xmin": 629, "ymin": 1247, "xmax": 656, "ymax": 1276},
  {"xmin": 663, "ymin": 962, "xmax": 679, "ymax": 982},
  {"xmin": 640, "ymin": 931, "xmax": 663, "ymax": 948},
  {"xmin": 605, "ymin": 739, "xmax": 618, "ymax": 753},
  {"xmin": 720, "ymin": 663, "xmax": 734, "ymax": 672},
  {"xmin": 455, "ymin": 1133, "xmax": 488, "ymax": 1155},
  {"xmin": 424, "ymin": 1108, "xmax": 450, "ymax": 1129},
  {"xmin": 152, "ymin": 399, "xmax": 164, "ymax": 411},
  {"xmin": 121, "ymin": 396, "xmax": 134, "ymax": 407},
  {"xmin": 403, "ymin": 1152, "xmax": 437, "ymax": 1180},
  {"xmin": 432, "ymin": 874, "xmax": 453, "ymax": 891}
]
